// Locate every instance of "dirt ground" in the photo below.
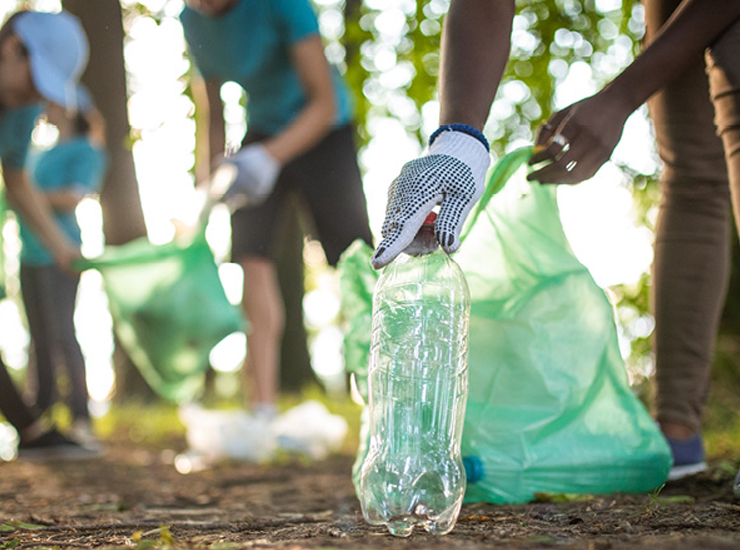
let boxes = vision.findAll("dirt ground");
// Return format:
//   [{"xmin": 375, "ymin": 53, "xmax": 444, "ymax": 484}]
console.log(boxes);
[{"xmin": 1, "ymin": 436, "xmax": 740, "ymax": 550}]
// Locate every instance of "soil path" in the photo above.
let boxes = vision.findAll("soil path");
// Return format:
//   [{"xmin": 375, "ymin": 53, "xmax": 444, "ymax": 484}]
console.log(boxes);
[{"xmin": 1, "ymin": 441, "xmax": 739, "ymax": 550}]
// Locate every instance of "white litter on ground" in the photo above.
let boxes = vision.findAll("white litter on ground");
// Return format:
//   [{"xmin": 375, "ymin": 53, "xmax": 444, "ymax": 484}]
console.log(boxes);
[{"xmin": 176, "ymin": 400, "xmax": 347, "ymax": 471}]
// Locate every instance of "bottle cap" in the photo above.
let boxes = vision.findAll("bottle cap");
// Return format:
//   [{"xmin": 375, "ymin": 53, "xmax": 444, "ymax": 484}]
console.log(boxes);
[
  {"xmin": 463, "ymin": 456, "xmax": 484, "ymax": 483},
  {"xmin": 424, "ymin": 212, "xmax": 438, "ymax": 225}
]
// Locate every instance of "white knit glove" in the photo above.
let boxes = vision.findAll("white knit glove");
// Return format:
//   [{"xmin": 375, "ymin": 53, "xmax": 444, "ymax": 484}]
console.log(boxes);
[
  {"xmin": 216, "ymin": 143, "xmax": 281, "ymax": 209},
  {"xmin": 371, "ymin": 128, "xmax": 490, "ymax": 269}
]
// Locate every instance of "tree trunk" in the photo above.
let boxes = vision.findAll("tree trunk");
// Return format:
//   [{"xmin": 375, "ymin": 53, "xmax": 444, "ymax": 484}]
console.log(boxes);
[
  {"xmin": 62, "ymin": 0, "xmax": 147, "ymax": 244},
  {"xmin": 62, "ymin": 0, "xmax": 154, "ymax": 402}
]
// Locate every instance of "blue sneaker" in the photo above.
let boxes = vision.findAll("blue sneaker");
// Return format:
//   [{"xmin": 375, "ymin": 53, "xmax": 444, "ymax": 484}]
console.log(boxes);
[
  {"xmin": 734, "ymin": 468, "xmax": 740, "ymax": 499},
  {"xmin": 666, "ymin": 434, "xmax": 707, "ymax": 480}
]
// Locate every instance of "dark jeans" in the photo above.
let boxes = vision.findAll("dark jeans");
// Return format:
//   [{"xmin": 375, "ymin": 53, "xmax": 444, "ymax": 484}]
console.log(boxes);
[
  {"xmin": 0, "ymin": 358, "xmax": 37, "ymax": 432},
  {"xmin": 20, "ymin": 264, "xmax": 89, "ymax": 421},
  {"xmin": 647, "ymin": 1, "xmax": 740, "ymax": 432}
]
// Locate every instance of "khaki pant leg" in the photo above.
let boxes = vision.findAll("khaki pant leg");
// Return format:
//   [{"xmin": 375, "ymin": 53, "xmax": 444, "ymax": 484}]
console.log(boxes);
[{"xmin": 646, "ymin": 0, "xmax": 733, "ymax": 432}]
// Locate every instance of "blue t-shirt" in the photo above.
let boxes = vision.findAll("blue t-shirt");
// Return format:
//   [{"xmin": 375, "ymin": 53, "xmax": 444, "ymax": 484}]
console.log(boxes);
[
  {"xmin": 180, "ymin": 0, "xmax": 353, "ymax": 135},
  {"xmin": 0, "ymin": 105, "xmax": 43, "ymax": 171},
  {"xmin": 19, "ymin": 137, "xmax": 108, "ymax": 266}
]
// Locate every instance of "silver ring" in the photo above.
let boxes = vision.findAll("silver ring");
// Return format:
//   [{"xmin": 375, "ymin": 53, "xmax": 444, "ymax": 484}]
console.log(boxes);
[
  {"xmin": 565, "ymin": 160, "xmax": 577, "ymax": 172},
  {"xmin": 552, "ymin": 133, "xmax": 570, "ymax": 150}
]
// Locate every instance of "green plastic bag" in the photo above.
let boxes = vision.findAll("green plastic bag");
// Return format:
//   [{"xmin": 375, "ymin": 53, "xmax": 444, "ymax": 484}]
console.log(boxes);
[
  {"xmin": 78, "ymin": 229, "xmax": 245, "ymax": 403},
  {"xmin": 338, "ymin": 148, "xmax": 671, "ymax": 503}
]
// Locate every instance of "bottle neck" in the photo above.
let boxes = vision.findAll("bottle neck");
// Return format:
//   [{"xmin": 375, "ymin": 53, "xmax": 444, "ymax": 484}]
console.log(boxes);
[{"xmin": 403, "ymin": 224, "xmax": 440, "ymax": 257}]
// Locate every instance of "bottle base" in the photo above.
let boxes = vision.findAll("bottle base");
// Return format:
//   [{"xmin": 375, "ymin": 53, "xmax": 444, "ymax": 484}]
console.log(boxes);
[{"xmin": 368, "ymin": 508, "xmax": 459, "ymax": 538}]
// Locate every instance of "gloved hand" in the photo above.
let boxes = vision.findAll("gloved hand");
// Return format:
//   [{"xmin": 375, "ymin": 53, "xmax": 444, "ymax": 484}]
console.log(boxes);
[
  {"xmin": 213, "ymin": 143, "xmax": 281, "ymax": 209},
  {"xmin": 371, "ymin": 127, "xmax": 490, "ymax": 269}
]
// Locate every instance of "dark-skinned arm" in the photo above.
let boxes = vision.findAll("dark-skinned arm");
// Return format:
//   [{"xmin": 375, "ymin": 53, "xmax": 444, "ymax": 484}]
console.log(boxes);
[
  {"xmin": 529, "ymin": 0, "xmax": 740, "ymax": 184},
  {"xmin": 439, "ymin": 0, "xmax": 516, "ymax": 130}
]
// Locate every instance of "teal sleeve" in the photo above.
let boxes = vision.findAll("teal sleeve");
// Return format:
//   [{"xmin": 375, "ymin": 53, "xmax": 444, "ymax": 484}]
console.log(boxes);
[
  {"xmin": 0, "ymin": 106, "xmax": 41, "ymax": 170},
  {"xmin": 272, "ymin": 0, "xmax": 320, "ymax": 43}
]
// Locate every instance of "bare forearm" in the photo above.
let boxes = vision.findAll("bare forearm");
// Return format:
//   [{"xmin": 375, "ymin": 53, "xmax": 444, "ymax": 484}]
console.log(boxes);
[
  {"xmin": 608, "ymin": 0, "xmax": 740, "ymax": 111},
  {"xmin": 263, "ymin": 94, "xmax": 334, "ymax": 164},
  {"xmin": 264, "ymin": 35, "xmax": 336, "ymax": 164},
  {"xmin": 4, "ymin": 170, "xmax": 75, "ymax": 261},
  {"xmin": 439, "ymin": 0, "xmax": 516, "ymax": 130}
]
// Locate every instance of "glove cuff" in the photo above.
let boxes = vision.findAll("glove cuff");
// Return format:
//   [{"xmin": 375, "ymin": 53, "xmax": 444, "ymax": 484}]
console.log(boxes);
[
  {"xmin": 429, "ymin": 123, "xmax": 489, "ymax": 151},
  {"xmin": 427, "ymin": 129, "xmax": 491, "ymax": 179}
]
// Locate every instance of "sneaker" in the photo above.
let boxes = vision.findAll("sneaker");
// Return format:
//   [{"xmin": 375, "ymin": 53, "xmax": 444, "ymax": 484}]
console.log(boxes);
[
  {"xmin": 666, "ymin": 433, "xmax": 707, "ymax": 480},
  {"xmin": 17, "ymin": 428, "xmax": 100, "ymax": 461},
  {"xmin": 69, "ymin": 419, "xmax": 102, "ymax": 451},
  {"xmin": 734, "ymin": 468, "xmax": 740, "ymax": 499}
]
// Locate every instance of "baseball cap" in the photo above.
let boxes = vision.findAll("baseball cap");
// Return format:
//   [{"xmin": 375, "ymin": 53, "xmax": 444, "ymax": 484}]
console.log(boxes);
[{"xmin": 13, "ymin": 11, "xmax": 89, "ymax": 111}]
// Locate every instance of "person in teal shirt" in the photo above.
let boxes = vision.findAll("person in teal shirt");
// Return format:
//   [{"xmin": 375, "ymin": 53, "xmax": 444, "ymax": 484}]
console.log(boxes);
[
  {"xmin": 19, "ymin": 88, "xmax": 107, "ymax": 446},
  {"xmin": 0, "ymin": 9, "xmax": 99, "ymax": 459},
  {"xmin": 181, "ymin": 0, "xmax": 373, "ymax": 420}
]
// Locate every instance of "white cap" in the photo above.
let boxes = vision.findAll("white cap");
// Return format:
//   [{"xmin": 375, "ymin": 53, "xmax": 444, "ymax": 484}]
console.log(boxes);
[{"xmin": 13, "ymin": 11, "xmax": 89, "ymax": 111}]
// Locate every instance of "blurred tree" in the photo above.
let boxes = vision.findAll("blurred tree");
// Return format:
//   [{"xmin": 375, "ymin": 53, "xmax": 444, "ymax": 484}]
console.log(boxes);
[
  {"xmin": 341, "ymin": 0, "xmax": 645, "ymax": 152},
  {"xmin": 63, "ymin": 0, "xmax": 155, "ymax": 402},
  {"xmin": 63, "ymin": 0, "xmax": 147, "ymax": 245}
]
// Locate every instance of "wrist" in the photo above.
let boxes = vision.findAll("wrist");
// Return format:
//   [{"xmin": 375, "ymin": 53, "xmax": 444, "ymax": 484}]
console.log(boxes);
[
  {"xmin": 602, "ymin": 76, "xmax": 646, "ymax": 115},
  {"xmin": 429, "ymin": 123, "xmax": 489, "ymax": 152},
  {"xmin": 258, "ymin": 141, "xmax": 285, "ymax": 166},
  {"xmin": 427, "ymin": 130, "xmax": 491, "ymax": 184}
]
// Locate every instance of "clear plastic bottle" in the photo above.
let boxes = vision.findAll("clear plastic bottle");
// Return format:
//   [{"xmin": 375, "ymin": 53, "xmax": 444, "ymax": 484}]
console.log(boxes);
[{"xmin": 359, "ymin": 213, "xmax": 471, "ymax": 537}]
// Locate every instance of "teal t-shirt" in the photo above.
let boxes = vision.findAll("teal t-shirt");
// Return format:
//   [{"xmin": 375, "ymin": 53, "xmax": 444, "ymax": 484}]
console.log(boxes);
[
  {"xmin": 180, "ymin": 0, "xmax": 353, "ymax": 135},
  {"xmin": 0, "ymin": 105, "xmax": 43, "ymax": 171},
  {"xmin": 19, "ymin": 137, "xmax": 108, "ymax": 266}
]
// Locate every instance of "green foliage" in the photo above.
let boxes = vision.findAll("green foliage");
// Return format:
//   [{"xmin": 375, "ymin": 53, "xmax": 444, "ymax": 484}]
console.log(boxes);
[
  {"xmin": 341, "ymin": 0, "xmax": 645, "ymax": 154},
  {"xmin": 0, "ymin": 521, "xmax": 45, "ymax": 532},
  {"xmin": 96, "ymin": 402, "xmax": 185, "ymax": 447}
]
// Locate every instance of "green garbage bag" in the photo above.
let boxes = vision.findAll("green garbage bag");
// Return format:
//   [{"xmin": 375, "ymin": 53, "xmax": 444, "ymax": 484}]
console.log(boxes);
[
  {"xmin": 338, "ymin": 148, "xmax": 671, "ymax": 504},
  {"xmin": 337, "ymin": 239, "xmax": 375, "ymax": 401},
  {"xmin": 78, "ymin": 229, "xmax": 245, "ymax": 403}
]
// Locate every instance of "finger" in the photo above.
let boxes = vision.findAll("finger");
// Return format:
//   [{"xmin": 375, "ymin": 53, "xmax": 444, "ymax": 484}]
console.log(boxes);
[
  {"xmin": 371, "ymin": 197, "xmax": 438, "ymax": 269},
  {"xmin": 533, "ymin": 108, "xmax": 572, "ymax": 148},
  {"xmin": 530, "ymin": 139, "xmax": 564, "ymax": 165},
  {"xmin": 527, "ymin": 135, "xmax": 599, "ymax": 184},
  {"xmin": 551, "ymin": 132, "xmax": 614, "ymax": 184},
  {"xmin": 534, "ymin": 122, "xmax": 555, "ymax": 148},
  {"xmin": 530, "ymin": 132, "xmax": 573, "ymax": 165},
  {"xmin": 436, "ymin": 193, "xmax": 478, "ymax": 254},
  {"xmin": 554, "ymin": 151, "xmax": 607, "ymax": 184},
  {"xmin": 527, "ymin": 135, "xmax": 584, "ymax": 184}
]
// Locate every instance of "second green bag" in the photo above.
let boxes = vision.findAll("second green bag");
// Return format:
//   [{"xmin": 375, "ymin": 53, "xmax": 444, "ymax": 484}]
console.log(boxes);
[{"xmin": 78, "ymin": 229, "xmax": 245, "ymax": 403}]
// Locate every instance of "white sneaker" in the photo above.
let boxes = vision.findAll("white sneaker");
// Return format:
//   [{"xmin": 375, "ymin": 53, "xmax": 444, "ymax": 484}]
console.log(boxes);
[{"xmin": 69, "ymin": 419, "xmax": 102, "ymax": 451}]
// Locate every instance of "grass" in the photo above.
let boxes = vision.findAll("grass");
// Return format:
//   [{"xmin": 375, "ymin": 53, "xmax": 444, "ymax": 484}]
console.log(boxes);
[
  {"xmin": 700, "ymin": 336, "xmax": 740, "ymax": 461},
  {"xmin": 81, "ymin": 383, "xmax": 364, "ymax": 456},
  {"xmin": 11, "ymin": 355, "xmax": 740, "ymax": 468}
]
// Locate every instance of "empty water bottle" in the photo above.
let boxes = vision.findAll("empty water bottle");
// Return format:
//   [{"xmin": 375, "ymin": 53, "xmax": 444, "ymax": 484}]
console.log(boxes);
[{"xmin": 359, "ymin": 212, "xmax": 471, "ymax": 537}]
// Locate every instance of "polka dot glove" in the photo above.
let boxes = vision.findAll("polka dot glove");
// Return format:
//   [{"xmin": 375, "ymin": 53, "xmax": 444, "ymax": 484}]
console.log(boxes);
[
  {"xmin": 219, "ymin": 143, "xmax": 281, "ymax": 209},
  {"xmin": 371, "ymin": 129, "xmax": 490, "ymax": 269}
]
